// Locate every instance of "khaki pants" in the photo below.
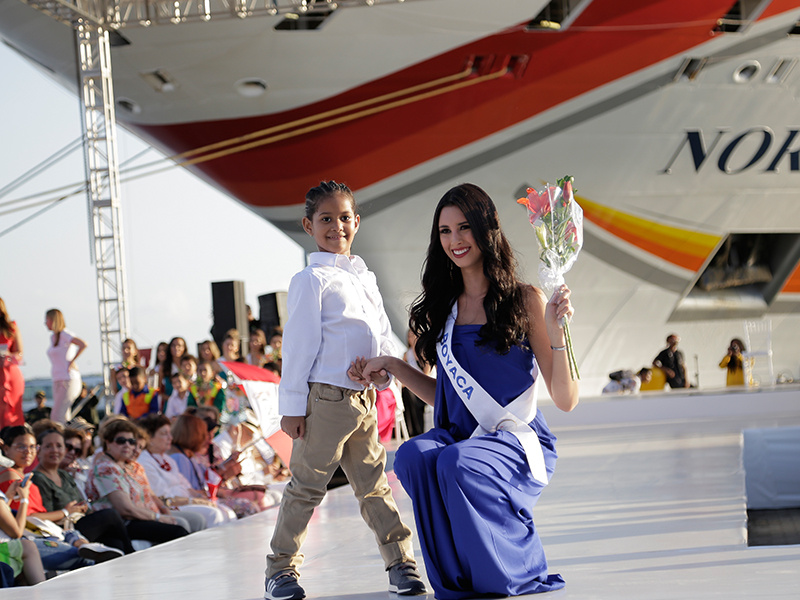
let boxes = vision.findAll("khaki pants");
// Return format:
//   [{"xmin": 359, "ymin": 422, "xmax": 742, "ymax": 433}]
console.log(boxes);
[{"xmin": 266, "ymin": 383, "xmax": 415, "ymax": 578}]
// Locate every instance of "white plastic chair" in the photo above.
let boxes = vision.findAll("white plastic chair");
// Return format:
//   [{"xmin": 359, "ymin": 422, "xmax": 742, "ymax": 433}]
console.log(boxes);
[{"xmin": 743, "ymin": 319, "xmax": 774, "ymax": 387}]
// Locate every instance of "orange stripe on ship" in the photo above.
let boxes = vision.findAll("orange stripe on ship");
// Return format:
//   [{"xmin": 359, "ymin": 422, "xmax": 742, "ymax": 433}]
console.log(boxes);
[
  {"xmin": 782, "ymin": 263, "xmax": 800, "ymax": 293},
  {"xmin": 578, "ymin": 195, "xmax": 721, "ymax": 272}
]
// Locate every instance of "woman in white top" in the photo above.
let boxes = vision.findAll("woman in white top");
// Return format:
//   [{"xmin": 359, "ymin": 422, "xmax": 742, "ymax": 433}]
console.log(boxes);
[
  {"xmin": 136, "ymin": 414, "xmax": 236, "ymax": 527},
  {"xmin": 45, "ymin": 309, "xmax": 87, "ymax": 423}
]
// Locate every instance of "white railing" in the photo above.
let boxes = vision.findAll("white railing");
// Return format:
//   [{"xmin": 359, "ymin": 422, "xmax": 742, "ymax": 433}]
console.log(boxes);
[{"xmin": 20, "ymin": 0, "xmax": 418, "ymax": 28}]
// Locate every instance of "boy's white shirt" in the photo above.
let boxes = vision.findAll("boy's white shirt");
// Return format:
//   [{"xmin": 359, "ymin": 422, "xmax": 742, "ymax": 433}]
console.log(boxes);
[
  {"xmin": 165, "ymin": 389, "xmax": 190, "ymax": 418},
  {"xmin": 279, "ymin": 252, "xmax": 396, "ymax": 417}
]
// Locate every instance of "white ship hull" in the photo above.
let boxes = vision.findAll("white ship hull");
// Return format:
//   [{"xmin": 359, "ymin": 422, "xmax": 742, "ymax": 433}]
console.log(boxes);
[{"xmin": 3, "ymin": 0, "xmax": 800, "ymax": 392}]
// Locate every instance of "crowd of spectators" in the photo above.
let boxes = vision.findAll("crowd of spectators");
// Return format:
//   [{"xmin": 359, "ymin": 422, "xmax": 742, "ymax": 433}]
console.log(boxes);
[{"xmin": 0, "ymin": 326, "xmax": 288, "ymax": 587}]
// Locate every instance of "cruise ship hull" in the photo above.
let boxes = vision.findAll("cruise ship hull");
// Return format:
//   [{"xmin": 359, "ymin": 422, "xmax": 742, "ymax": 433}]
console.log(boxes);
[{"xmin": 2, "ymin": 0, "xmax": 800, "ymax": 392}]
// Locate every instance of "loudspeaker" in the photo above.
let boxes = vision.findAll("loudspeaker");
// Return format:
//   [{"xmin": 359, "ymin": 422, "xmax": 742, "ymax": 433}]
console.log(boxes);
[
  {"xmin": 258, "ymin": 292, "xmax": 288, "ymax": 337},
  {"xmin": 211, "ymin": 281, "xmax": 249, "ymax": 347}
]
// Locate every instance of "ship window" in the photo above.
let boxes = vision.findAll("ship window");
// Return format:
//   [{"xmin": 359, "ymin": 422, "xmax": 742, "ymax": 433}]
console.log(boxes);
[
  {"xmin": 713, "ymin": 0, "xmax": 770, "ymax": 33},
  {"xmin": 671, "ymin": 233, "xmax": 800, "ymax": 322},
  {"xmin": 733, "ymin": 60, "xmax": 761, "ymax": 83},
  {"xmin": 117, "ymin": 98, "xmax": 141, "ymax": 115},
  {"xmin": 674, "ymin": 58, "xmax": 707, "ymax": 82},
  {"xmin": 526, "ymin": 0, "xmax": 593, "ymax": 31},
  {"xmin": 765, "ymin": 58, "xmax": 795, "ymax": 84},
  {"xmin": 275, "ymin": 9, "xmax": 333, "ymax": 30}
]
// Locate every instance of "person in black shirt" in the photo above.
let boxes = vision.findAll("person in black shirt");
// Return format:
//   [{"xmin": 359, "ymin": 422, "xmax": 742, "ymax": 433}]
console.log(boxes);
[
  {"xmin": 653, "ymin": 334, "xmax": 689, "ymax": 388},
  {"xmin": 25, "ymin": 391, "xmax": 51, "ymax": 425}
]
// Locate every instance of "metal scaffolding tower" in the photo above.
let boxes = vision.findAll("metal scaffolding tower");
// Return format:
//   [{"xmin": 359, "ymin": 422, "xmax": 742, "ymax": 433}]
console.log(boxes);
[
  {"xmin": 76, "ymin": 17, "xmax": 131, "ymax": 397},
  {"xmin": 19, "ymin": 1, "xmax": 130, "ymax": 397},
  {"xmin": 17, "ymin": 0, "xmax": 414, "ymax": 396}
]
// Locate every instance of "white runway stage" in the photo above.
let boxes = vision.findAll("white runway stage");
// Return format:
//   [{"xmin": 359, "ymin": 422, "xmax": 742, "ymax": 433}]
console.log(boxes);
[{"xmin": 8, "ymin": 387, "xmax": 800, "ymax": 599}]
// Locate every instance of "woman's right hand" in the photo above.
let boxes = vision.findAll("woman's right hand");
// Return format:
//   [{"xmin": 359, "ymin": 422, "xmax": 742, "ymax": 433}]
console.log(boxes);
[
  {"xmin": 65, "ymin": 500, "xmax": 87, "ymax": 514},
  {"xmin": 348, "ymin": 356, "xmax": 391, "ymax": 387},
  {"xmin": 6, "ymin": 478, "xmax": 30, "ymax": 502}
]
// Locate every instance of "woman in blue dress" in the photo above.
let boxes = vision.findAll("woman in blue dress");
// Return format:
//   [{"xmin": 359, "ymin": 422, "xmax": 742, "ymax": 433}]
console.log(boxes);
[{"xmin": 350, "ymin": 183, "xmax": 579, "ymax": 599}]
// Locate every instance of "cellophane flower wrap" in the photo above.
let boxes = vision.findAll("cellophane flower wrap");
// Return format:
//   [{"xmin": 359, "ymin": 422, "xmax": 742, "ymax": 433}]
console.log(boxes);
[{"xmin": 517, "ymin": 176, "xmax": 583, "ymax": 380}]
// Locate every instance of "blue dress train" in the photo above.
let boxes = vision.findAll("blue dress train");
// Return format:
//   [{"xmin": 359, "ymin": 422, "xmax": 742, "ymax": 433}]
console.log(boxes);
[{"xmin": 394, "ymin": 324, "xmax": 565, "ymax": 599}]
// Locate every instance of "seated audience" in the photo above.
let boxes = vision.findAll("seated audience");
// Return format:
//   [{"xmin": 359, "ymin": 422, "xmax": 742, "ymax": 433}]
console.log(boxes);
[
  {"xmin": 118, "ymin": 367, "xmax": 160, "ymax": 420},
  {"xmin": 112, "ymin": 367, "xmax": 131, "ymax": 414},
  {"xmin": 32, "ymin": 429, "xmax": 132, "ymax": 555},
  {"xmin": 198, "ymin": 340, "xmax": 223, "ymax": 377},
  {"xmin": 219, "ymin": 330, "xmax": 243, "ymax": 364},
  {"xmin": 126, "ymin": 429, "xmax": 205, "ymax": 534},
  {"xmin": 170, "ymin": 413, "xmax": 259, "ymax": 518},
  {"xmin": 136, "ymin": 414, "xmax": 235, "ymax": 526},
  {"xmin": 189, "ymin": 361, "xmax": 226, "ymax": 413},
  {"xmin": 0, "ymin": 425, "xmax": 117, "ymax": 570},
  {"xmin": 179, "ymin": 354, "xmax": 198, "ymax": 384},
  {"xmin": 85, "ymin": 418, "xmax": 188, "ymax": 546},
  {"xmin": 0, "ymin": 483, "xmax": 45, "ymax": 585},
  {"xmin": 163, "ymin": 372, "xmax": 194, "ymax": 419},
  {"xmin": 245, "ymin": 329, "xmax": 268, "ymax": 368},
  {"xmin": 24, "ymin": 391, "xmax": 50, "ymax": 425}
]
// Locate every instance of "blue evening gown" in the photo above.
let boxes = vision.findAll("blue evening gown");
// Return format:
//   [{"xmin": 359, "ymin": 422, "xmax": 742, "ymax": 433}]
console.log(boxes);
[{"xmin": 394, "ymin": 324, "xmax": 565, "ymax": 599}]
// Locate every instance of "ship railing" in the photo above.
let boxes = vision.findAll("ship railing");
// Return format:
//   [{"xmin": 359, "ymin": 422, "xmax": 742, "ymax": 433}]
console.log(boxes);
[{"xmin": 20, "ymin": 0, "xmax": 423, "ymax": 28}]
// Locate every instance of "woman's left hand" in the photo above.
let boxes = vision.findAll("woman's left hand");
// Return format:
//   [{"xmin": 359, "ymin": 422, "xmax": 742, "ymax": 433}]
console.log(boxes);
[{"xmin": 545, "ymin": 285, "xmax": 574, "ymax": 345}]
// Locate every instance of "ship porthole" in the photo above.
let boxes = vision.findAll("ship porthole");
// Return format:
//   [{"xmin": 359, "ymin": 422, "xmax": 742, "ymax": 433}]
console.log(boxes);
[
  {"xmin": 733, "ymin": 61, "xmax": 760, "ymax": 83},
  {"xmin": 235, "ymin": 78, "xmax": 268, "ymax": 97},
  {"xmin": 117, "ymin": 98, "xmax": 142, "ymax": 114}
]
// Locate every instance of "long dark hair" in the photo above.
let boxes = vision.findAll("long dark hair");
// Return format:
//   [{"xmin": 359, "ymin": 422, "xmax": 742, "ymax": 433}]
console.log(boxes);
[
  {"xmin": 409, "ymin": 183, "xmax": 528, "ymax": 366},
  {"xmin": 0, "ymin": 297, "xmax": 13, "ymax": 338},
  {"xmin": 728, "ymin": 338, "xmax": 746, "ymax": 373},
  {"xmin": 162, "ymin": 337, "xmax": 186, "ymax": 379}
]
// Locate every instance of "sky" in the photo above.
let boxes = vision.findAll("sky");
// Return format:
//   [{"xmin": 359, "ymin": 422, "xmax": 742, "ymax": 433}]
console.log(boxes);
[{"xmin": 0, "ymin": 42, "xmax": 305, "ymax": 381}]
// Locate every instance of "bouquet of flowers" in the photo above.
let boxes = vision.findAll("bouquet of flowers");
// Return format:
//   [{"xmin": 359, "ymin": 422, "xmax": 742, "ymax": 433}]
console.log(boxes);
[{"xmin": 517, "ymin": 175, "xmax": 583, "ymax": 380}]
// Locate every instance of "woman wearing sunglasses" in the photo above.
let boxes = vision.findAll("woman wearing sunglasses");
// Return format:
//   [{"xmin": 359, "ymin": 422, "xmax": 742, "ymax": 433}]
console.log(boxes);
[
  {"xmin": 32, "ymin": 429, "xmax": 133, "ymax": 555},
  {"xmin": 85, "ymin": 418, "xmax": 188, "ymax": 546}
]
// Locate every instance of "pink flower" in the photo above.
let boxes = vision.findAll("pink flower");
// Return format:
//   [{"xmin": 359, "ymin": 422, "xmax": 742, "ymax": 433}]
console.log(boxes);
[
  {"xmin": 517, "ymin": 187, "xmax": 552, "ymax": 221},
  {"xmin": 564, "ymin": 222, "xmax": 578, "ymax": 245}
]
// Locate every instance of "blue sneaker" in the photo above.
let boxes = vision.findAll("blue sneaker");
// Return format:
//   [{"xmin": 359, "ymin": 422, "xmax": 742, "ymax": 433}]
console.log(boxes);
[
  {"xmin": 265, "ymin": 571, "xmax": 305, "ymax": 600},
  {"xmin": 388, "ymin": 561, "xmax": 427, "ymax": 595}
]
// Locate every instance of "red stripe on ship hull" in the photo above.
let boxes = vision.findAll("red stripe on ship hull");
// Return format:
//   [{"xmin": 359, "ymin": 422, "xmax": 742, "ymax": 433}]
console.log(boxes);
[{"xmin": 134, "ymin": 0, "xmax": 758, "ymax": 208}]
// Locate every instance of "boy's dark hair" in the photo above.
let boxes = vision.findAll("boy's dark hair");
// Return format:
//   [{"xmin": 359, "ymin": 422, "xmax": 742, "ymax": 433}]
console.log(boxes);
[
  {"xmin": 304, "ymin": 180, "xmax": 357, "ymax": 219},
  {"xmin": 129, "ymin": 366, "xmax": 146, "ymax": 380},
  {"xmin": 180, "ymin": 354, "xmax": 198, "ymax": 365}
]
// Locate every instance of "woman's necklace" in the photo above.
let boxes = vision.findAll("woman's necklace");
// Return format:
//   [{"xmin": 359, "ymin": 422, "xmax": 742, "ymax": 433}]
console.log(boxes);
[{"xmin": 152, "ymin": 452, "xmax": 172, "ymax": 471}]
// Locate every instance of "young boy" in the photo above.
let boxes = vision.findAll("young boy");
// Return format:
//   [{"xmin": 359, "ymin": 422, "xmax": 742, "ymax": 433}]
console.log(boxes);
[
  {"xmin": 164, "ymin": 372, "xmax": 194, "ymax": 418},
  {"xmin": 112, "ymin": 367, "xmax": 131, "ymax": 415},
  {"xmin": 180, "ymin": 354, "xmax": 198, "ymax": 383},
  {"xmin": 119, "ymin": 367, "xmax": 159, "ymax": 419},
  {"xmin": 265, "ymin": 182, "xmax": 424, "ymax": 600}
]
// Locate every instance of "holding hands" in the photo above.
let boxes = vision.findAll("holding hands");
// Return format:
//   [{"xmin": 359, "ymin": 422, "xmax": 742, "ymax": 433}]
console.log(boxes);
[{"xmin": 347, "ymin": 356, "xmax": 390, "ymax": 388}]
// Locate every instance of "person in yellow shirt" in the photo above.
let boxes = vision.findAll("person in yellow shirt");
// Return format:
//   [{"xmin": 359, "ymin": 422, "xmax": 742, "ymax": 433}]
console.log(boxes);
[{"xmin": 719, "ymin": 338, "xmax": 746, "ymax": 386}]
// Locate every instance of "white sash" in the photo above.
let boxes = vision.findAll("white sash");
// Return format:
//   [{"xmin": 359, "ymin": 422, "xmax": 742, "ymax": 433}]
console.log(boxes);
[{"xmin": 436, "ymin": 304, "xmax": 549, "ymax": 485}]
